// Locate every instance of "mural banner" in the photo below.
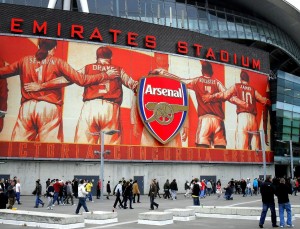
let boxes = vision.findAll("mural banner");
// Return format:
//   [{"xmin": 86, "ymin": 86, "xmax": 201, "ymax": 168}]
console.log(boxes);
[{"xmin": 0, "ymin": 35, "xmax": 272, "ymax": 163}]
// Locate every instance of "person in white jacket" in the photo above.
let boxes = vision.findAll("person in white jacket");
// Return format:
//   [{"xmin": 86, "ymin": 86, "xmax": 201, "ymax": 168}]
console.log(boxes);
[
  {"xmin": 113, "ymin": 180, "xmax": 124, "ymax": 211},
  {"xmin": 75, "ymin": 180, "xmax": 89, "ymax": 214}
]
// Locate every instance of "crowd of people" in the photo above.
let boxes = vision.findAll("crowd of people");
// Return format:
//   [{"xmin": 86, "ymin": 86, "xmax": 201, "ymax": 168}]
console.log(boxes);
[{"xmin": 0, "ymin": 175, "xmax": 299, "ymax": 222}]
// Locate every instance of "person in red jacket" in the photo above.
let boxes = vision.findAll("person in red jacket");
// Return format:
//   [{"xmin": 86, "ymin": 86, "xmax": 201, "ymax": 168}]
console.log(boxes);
[{"xmin": 1, "ymin": 39, "xmax": 118, "ymax": 142}]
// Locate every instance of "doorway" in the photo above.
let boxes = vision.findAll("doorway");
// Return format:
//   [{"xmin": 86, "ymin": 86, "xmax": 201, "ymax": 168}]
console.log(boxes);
[
  {"xmin": 74, "ymin": 175, "xmax": 99, "ymax": 196},
  {"xmin": 133, "ymin": 176, "xmax": 144, "ymax": 195}
]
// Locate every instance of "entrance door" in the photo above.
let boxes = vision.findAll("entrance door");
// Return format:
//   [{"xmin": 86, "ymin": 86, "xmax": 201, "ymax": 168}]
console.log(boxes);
[
  {"xmin": 200, "ymin": 175, "xmax": 217, "ymax": 183},
  {"xmin": 74, "ymin": 175, "xmax": 99, "ymax": 196},
  {"xmin": 0, "ymin": 174, "xmax": 10, "ymax": 181},
  {"xmin": 134, "ymin": 176, "xmax": 144, "ymax": 195}
]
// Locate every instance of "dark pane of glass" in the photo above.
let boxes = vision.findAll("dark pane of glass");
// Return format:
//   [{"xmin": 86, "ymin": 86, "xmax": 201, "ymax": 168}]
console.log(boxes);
[
  {"xmin": 140, "ymin": 0, "xmax": 154, "ymax": 23},
  {"xmin": 176, "ymin": 2, "xmax": 187, "ymax": 29},
  {"xmin": 187, "ymin": 5, "xmax": 199, "ymax": 31},
  {"xmin": 127, "ymin": 0, "xmax": 140, "ymax": 20}
]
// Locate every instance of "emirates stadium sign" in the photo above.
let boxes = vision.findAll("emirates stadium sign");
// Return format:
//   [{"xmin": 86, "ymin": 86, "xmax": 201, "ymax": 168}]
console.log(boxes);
[{"xmin": 137, "ymin": 76, "xmax": 188, "ymax": 144}]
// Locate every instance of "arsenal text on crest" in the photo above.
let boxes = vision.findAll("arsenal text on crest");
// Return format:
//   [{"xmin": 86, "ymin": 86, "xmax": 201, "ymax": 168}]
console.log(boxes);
[{"xmin": 144, "ymin": 85, "xmax": 183, "ymax": 98}]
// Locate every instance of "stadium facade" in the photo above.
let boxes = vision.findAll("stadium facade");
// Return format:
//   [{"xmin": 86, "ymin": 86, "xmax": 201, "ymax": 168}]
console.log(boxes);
[{"xmin": 0, "ymin": 0, "xmax": 299, "ymax": 194}]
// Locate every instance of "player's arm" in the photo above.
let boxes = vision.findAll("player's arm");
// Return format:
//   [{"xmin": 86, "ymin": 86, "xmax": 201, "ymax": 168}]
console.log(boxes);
[
  {"xmin": 202, "ymin": 85, "xmax": 234, "ymax": 103},
  {"xmin": 57, "ymin": 59, "xmax": 120, "ymax": 87},
  {"xmin": 255, "ymin": 90, "xmax": 271, "ymax": 106},
  {"xmin": 120, "ymin": 68, "xmax": 139, "ymax": 93},
  {"xmin": 0, "ymin": 61, "xmax": 21, "ymax": 79},
  {"xmin": 24, "ymin": 77, "xmax": 72, "ymax": 92}
]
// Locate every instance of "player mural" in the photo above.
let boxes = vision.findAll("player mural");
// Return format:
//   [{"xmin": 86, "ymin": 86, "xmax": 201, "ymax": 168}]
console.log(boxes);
[{"xmin": 0, "ymin": 35, "xmax": 271, "ymax": 162}]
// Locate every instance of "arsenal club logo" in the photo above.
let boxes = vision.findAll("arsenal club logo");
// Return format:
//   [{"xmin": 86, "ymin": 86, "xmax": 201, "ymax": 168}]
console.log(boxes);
[{"xmin": 137, "ymin": 76, "xmax": 188, "ymax": 144}]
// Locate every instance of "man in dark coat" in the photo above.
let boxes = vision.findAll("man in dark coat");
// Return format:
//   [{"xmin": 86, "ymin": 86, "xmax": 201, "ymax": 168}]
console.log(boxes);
[
  {"xmin": 0, "ymin": 186, "xmax": 8, "ymax": 209},
  {"xmin": 259, "ymin": 176, "xmax": 278, "ymax": 228},
  {"xmin": 6, "ymin": 180, "xmax": 15, "ymax": 209}
]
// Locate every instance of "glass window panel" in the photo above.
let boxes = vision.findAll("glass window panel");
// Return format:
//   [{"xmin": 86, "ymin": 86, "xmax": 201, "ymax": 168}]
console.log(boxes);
[
  {"xmin": 284, "ymin": 102, "xmax": 293, "ymax": 111},
  {"xmin": 277, "ymin": 93, "xmax": 284, "ymax": 102},
  {"xmin": 187, "ymin": 5, "xmax": 199, "ymax": 31},
  {"xmin": 292, "ymin": 120, "xmax": 300, "ymax": 127},
  {"xmin": 283, "ymin": 118, "xmax": 292, "ymax": 127},
  {"xmin": 282, "ymin": 134, "xmax": 291, "ymax": 141},
  {"xmin": 89, "ymin": 0, "xmax": 112, "ymax": 15},
  {"xmin": 164, "ymin": 1, "xmax": 177, "ymax": 28},
  {"xmin": 285, "ymin": 80, "xmax": 294, "ymax": 90},
  {"xmin": 140, "ymin": 0, "xmax": 154, "ymax": 23},
  {"xmin": 284, "ymin": 95, "xmax": 293, "ymax": 104},
  {"xmin": 283, "ymin": 111, "xmax": 292, "ymax": 119},
  {"xmin": 283, "ymin": 126, "xmax": 291, "ymax": 133},
  {"xmin": 197, "ymin": 8, "xmax": 206, "ymax": 19},
  {"xmin": 257, "ymin": 24, "xmax": 266, "ymax": 42},
  {"xmin": 187, "ymin": 0, "xmax": 197, "ymax": 5},
  {"xmin": 293, "ymin": 83, "xmax": 300, "ymax": 91},
  {"xmin": 293, "ymin": 112, "xmax": 300, "ymax": 120},
  {"xmin": 199, "ymin": 17, "xmax": 209, "ymax": 32},
  {"xmin": 277, "ymin": 86, "xmax": 285, "ymax": 95},
  {"xmin": 11, "ymin": 0, "xmax": 25, "ymax": 5},
  {"xmin": 294, "ymin": 98, "xmax": 300, "ymax": 106},
  {"xmin": 126, "ymin": 0, "xmax": 140, "ymax": 20},
  {"xmin": 226, "ymin": 15, "xmax": 237, "ymax": 37},
  {"xmin": 277, "ymin": 109, "xmax": 284, "ymax": 117},
  {"xmin": 176, "ymin": 3, "xmax": 188, "ymax": 29},
  {"xmin": 117, "ymin": 0, "xmax": 127, "ymax": 18},
  {"xmin": 154, "ymin": 1, "xmax": 165, "ymax": 25},
  {"xmin": 292, "ymin": 128, "xmax": 299, "ymax": 135},
  {"xmin": 294, "ymin": 90, "xmax": 300, "ymax": 98},
  {"xmin": 235, "ymin": 18, "xmax": 245, "ymax": 38},
  {"xmin": 217, "ymin": 12, "xmax": 227, "ymax": 31},
  {"xmin": 291, "ymin": 135, "xmax": 299, "ymax": 142}
]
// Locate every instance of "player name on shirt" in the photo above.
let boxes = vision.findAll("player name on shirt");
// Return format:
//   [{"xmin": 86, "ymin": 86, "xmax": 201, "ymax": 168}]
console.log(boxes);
[
  {"xmin": 28, "ymin": 57, "xmax": 56, "ymax": 65},
  {"xmin": 240, "ymin": 84, "xmax": 252, "ymax": 91},
  {"xmin": 144, "ymin": 85, "xmax": 183, "ymax": 98},
  {"xmin": 199, "ymin": 77, "xmax": 216, "ymax": 84}
]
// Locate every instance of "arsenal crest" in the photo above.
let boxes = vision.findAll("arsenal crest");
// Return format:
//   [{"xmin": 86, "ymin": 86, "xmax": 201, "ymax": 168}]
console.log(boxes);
[{"xmin": 137, "ymin": 76, "xmax": 188, "ymax": 144}]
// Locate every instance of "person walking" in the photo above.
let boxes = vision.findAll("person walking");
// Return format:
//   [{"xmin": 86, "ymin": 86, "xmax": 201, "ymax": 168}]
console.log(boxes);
[
  {"xmin": 46, "ymin": 180, "xmax": 54, "ymax": 210},
  {"xmin": 33, "ymin": 179, "xmax": 44, "ymax": 208},
  {"xmin": 191, "ymin": 179, "xmax": 200, "ymax": 205},
  {"xmin": 184, "ymin": 180, "xmax": 191, "ymax": 198},
  {"xmin": 15, "ymin": 179, "xmax": 21, "ymax": 205},
  {"xmin": 65, "ymin": 181, "xmax": 74, "ymax": 205},
  {"xmin": 0, "ymin": 186, "xmax": 8, "ymax": 209},
  {"xmin": 169, "ymin": 179, "xmax": 178, "ymax": 200},
  {"xmin": 132, "ymin": 180, "xmax": 141, "ymax": 203},
  {"xmin": 253, "ymin": 178, "xmax": 259, "ymax": 195},
  {"xmin": 97, "ymin": 179, "xmax": 101, "ymax": 199},
  {"xmin": 75, "ymin": 179, "xmax": 89, "ymax": 214},
  {"xmin": 163, "ymin": 179, "xmax": 170, "ymax": 199},
  {"xmin": 128, "ymin": 179, "xmax": 134, "ymax": 209},
  {"xmin": 259, "ymin": 176, "xmax": 278, "ymax": 228},
  {"xmin": 85, "ymin": 180, "xmax": 93, "ymax": 202},
  {"xmin": 6, "ymin": 180, "xmax": 16, "ymax": 209},
  {"xmin": 216, "ymin": 181, "xmax": 222, "ymax": 198},
  {"xmin": 113, "ymin": 180, "xmax": 124, "ymax": 211},
  {"xmin": 52, "ymin": 179, "xmax": 61, "ymax": 205},
  {"xmin": 276, "ymin": 178, "xmax": 293, "ymax": 228},
  {"xmin": 148, "ymin": 179, "xmax": 159, "ymax": 210},
  {"xmin": 106, "ymin": 181, "xmax": 111, "ymax": 200}
]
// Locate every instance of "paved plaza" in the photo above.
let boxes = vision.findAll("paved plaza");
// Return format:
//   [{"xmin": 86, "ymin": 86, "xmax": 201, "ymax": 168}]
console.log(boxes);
[{"xmin": 1, "ymin": 193, "xmax": 299, "ymax": 229}]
